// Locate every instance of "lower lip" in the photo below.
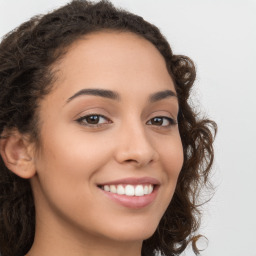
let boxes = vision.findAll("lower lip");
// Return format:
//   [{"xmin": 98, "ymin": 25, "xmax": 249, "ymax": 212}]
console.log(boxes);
[{"xmin": 100, "ymin": 186, "xmax": 159, "ymax": 209}]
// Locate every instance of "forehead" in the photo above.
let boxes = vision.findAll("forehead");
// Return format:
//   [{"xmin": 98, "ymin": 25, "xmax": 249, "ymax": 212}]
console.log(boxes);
[{"xmin": 50, "ymin": 31, "xmax": 175, "ymax": 100}]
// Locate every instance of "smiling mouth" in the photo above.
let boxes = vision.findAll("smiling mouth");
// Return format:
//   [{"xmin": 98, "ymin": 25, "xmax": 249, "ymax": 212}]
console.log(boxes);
[{"xmin": 98, "ymin": 184, "xmax": 155, "ymax": 197}]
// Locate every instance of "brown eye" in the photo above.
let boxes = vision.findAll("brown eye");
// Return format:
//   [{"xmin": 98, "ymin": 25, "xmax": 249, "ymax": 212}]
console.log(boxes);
[
  {"xmin": 151, "ymin": 117, "xmax": 164, "ymax": 126},
  {"xmin": 86, "ymin": 115, "xmax": 100, "ymax": 124},
  {"xmin": 76, "ymin": 114, "xmax": 111, "ymax": 126},
  {"xmin": 147, "ymin": 116, "xmax": 176, "ymax": 127}
]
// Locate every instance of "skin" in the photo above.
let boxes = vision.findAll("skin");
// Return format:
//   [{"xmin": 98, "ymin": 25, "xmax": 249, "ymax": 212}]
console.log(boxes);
[{"xmin": 23, "ymin": 31, "xmax": 184, "ymax": 256}]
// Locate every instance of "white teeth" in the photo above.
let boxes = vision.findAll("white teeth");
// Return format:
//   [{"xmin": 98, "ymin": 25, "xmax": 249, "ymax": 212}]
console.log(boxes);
[
  {"xmin": 110, "ymin": 185, "xmax": 116, "ymax": 193},
  {"xmin": 148, "ymin": 184, "xmax": 153, "ymax": 194},
  {"xmin": 125, "ymin": 185, "xmax": 135, "ymax": 196},
  {"xmin": 135, "ymin": 185, "xmax": 144, "ymax": 196},
  {"xmin": 117, "ymin": 185, "xmax": 125, "ymax": 195},
  {"xmin": 103, "ymin": 185, "xmax": 110, "ymax": 192},
  {"xmin": 101, "ymin": 184, "xmax": 155, "ymax": 196},
  {"xmin": 144, "ymin": 185, "xmax": 149, "ymax": 195}
]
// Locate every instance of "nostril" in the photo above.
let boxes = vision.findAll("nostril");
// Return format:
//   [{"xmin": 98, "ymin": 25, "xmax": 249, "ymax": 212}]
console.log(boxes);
[
  {"xmin": 124, "ymin": 159, "xmax": 144, "ymax": 167},
  {"xmin": 126, "ymin": 159, "xmax": 135, "ymax": 163},
  {"xmin": 115, "ymin": 144, "xmax": 158, "ymax": 167}
]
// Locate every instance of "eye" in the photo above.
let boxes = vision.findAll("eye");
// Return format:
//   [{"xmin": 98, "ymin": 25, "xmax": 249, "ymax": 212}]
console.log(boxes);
[
  {"xmin": 146, "ymin": 116, "xmax": 177, "ymax": 127},
  {"xmin": 76, "ymin": 114, "xmax": 111, "ymax": 127}
]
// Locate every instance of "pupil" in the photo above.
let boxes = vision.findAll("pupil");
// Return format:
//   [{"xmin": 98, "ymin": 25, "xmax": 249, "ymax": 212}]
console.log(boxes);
[
  {"xmin": 152, "ymin": 117, "xmax": 163, "ymax": 125},
  {"xmin": 87, "ymin": 115, "xmax": 99, "ymax": 124}
]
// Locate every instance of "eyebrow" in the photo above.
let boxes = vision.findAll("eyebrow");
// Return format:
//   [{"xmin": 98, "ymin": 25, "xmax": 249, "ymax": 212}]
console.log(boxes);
[
  {"xmin": 66, "ymin": 88, "xmax": 177, "ymax": 103},
  {"xmin": 66, "ymin": 88, "xmax": 120, "ymax": 103},
  {"xmin": 149, "ymin": 89, "xmax": 177, "ymax": 102}
]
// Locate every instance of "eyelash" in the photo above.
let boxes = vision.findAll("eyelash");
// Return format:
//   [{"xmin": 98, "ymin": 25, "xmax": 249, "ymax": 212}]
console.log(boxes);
[
  {"xmin": 76, "ymin": 114, "xmax": 111, "ymax": 127},
  {"xmin": 76, "ymin": 114, "xmax": 177, "ymax": 128},
  {"xmin": 146, "ymin": 116, "xmax": 177, "ymax": 127}
]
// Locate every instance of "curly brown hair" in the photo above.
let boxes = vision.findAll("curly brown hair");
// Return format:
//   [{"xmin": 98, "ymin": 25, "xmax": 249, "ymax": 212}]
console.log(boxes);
[{"xmin": 0, "ymin": 1, "xmax": 217, "ymax": 256}]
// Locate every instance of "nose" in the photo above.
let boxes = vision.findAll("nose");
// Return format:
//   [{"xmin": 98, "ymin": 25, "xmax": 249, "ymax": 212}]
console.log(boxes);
[{"xmin": 114, "ymin": 121, "xmax": 159, "ymax": 168}]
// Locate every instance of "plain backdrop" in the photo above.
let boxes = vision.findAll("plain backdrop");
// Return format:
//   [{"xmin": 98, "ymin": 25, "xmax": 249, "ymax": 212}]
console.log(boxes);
[{"xmin": 0, "ymin": 1, "xmax": 255, "ymax": 256}]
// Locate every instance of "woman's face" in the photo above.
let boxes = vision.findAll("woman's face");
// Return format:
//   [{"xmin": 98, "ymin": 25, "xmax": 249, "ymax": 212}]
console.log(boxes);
[{"xmin": 31, "ymin": 31, "xmax": 183, "ymax": 243}]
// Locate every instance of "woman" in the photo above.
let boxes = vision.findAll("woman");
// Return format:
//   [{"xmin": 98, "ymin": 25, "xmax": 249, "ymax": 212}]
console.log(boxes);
[{"xmin": 0, "ymin": 1, "xmax": 216, "ymax": 256}]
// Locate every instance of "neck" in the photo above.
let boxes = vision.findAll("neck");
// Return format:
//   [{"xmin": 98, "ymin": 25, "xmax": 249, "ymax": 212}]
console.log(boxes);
[{"xmin": 26, "ymin": 211, "xmax": 142, "ymax": 256}]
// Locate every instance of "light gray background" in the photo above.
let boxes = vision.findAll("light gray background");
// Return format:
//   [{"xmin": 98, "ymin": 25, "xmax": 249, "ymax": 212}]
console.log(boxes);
[{"xmin": 0, "ymin": 1, "xmax": 255, "ymax": 256}]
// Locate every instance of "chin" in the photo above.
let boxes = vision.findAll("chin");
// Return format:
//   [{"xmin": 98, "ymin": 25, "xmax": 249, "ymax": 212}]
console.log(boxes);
[{"xmin": 102, "ymin": 219, "xmax": 159, "ymax": 242}]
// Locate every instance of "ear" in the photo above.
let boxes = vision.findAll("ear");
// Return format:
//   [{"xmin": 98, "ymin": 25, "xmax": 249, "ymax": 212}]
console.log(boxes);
[{"xmin": 0, "ymin": 130, "xmax": 36, "ymax": 179}]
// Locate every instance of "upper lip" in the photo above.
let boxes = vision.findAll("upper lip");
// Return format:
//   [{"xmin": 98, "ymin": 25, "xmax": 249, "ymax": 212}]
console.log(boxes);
[{"xmin": 97, "ymin": 176, "xmax": 161, "ymax": 186}]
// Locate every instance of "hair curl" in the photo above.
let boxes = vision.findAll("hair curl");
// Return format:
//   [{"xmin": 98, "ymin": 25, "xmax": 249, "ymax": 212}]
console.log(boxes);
[{"xmin": 0, "ymin": 1, "xmax": 217, "ymax": 255}]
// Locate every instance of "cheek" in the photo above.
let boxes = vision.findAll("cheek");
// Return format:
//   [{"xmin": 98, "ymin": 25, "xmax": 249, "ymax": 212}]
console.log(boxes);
[
  {"xmin": 33, "ymin": 130, "xmax": 116, "ymax": 229},
  {"xmin": 151, "ymin": 133, "xmax": 183, "ymax": 209},
  {"xmin": 158, "ymin": 134, "xmax": 184, "ymax": 179},
  {"xmin": 34, "ymin": 128, "xmax": 113, "ymax": 202},
  {"xmin": 39, "ymin": 124, "xmax": 111, "ymax": 169}
]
